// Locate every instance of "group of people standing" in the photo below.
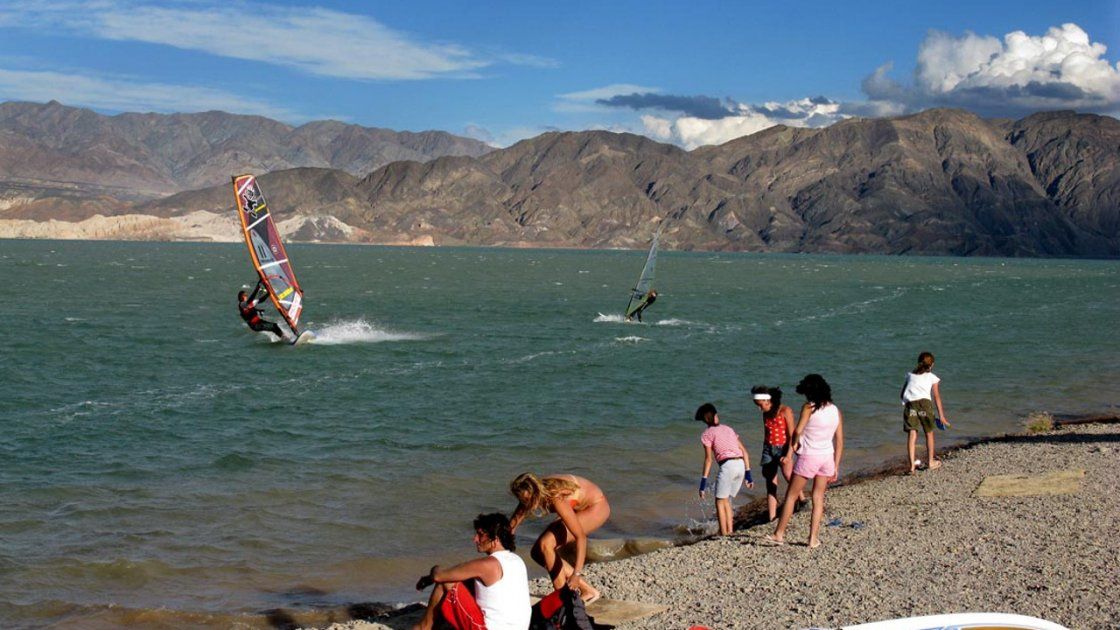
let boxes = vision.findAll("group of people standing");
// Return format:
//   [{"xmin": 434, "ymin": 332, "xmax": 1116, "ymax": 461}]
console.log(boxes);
[
  {"xmin": 411, "ymin": 352, "xmax": 950, "ymax": 629},
  {"xmin": 695, "ymin": 352, "xmax": 951, "ymax": 549}
]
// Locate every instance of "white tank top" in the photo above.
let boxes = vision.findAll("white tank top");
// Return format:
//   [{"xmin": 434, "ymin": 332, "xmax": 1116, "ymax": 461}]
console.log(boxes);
[
  {"xmin": 798, "ymin": 403, "xmax": 840, "ymax": 455},
  {"xmin": 474, "ymin": 550, "xmax": 531, "ymax": 630}
]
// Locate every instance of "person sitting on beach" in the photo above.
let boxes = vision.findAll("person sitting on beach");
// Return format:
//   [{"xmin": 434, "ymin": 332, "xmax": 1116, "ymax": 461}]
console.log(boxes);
[
  {"xmin": 237, "ymin": 280, "xmax": 285, "ymax": 341},
  {"xmin": 901, "ymin": 351, "xmax": 951, "ymax": 474},
  {"xmin": 412, "ymin": 512, "xmax": 531, "ymax": 630},
  {"xmin": 695, "ymin": 402, "xmax": 753, "ymax": 536},
  {"xmin": 767, "ymin": 374, "xmax": 844, "ymax": 549},
  {"xmin": 750, "ymin": 385, "xmax": 803, "ymax": 521},
  {"xmin": 509, "ymin": 473, "xmax": 610, "ymax": 605}
]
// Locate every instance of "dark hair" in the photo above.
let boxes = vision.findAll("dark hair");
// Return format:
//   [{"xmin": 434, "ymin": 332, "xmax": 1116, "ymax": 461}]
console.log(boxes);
[
  {"xmin": 694, "ymin": 402, "xmax": 717, "ymax": 423},
  {"xmin": 237, "ymin": 290, "xmax": 247, "ymax": 299},
  {"xmin": 750, "ymin": 385, "xmax": 783, "ymax": 417},
  {"xmin": 795, "ymin": 374, "xmax": 832, "ymax": 409},
  {"xmin": 473, "ymin": 512, "xmax": 515, "ymax": 551},
  {"xmin": 913, "ymin": 351, "xmax": 935, "ymax": 374}
]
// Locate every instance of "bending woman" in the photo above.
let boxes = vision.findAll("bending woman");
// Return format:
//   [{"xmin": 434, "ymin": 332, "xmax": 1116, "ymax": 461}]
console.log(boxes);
[{"xmin": 509, "ymin": 473, "xmax": 610, "ymax": 604}]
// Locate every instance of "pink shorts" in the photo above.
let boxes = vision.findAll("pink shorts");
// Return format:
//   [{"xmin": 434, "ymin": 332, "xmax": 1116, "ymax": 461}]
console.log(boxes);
[{"xmin": 793, "ymin": 452, "xmax": 836, "ymax": 478}]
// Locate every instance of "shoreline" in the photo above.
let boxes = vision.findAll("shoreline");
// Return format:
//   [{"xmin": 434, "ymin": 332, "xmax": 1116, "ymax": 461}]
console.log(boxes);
[{"xmin": 240, "ymin": 415, "xmax": 1117, "ymax": 630}]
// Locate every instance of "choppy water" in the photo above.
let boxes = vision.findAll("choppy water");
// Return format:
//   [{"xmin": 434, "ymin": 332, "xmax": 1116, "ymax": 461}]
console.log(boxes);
[{"xmin": 1, "ymin": 240, "xmax": 1117, "ymax": 626}]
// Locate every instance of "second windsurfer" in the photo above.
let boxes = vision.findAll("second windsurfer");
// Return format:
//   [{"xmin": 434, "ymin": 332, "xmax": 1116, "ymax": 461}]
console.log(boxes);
[
  {"xmin": 238, "ymin": 281, "xmax": 285, "ymax": 341},
  {"xmin": 626, "ymin": 289, "xmax": 657, "ymax": 322}
]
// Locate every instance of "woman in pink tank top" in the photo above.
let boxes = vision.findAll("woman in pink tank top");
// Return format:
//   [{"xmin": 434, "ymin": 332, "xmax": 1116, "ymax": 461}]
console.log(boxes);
[{"xmin": 766, "ymin": 374, "xmax": 844, "ymax": 549}]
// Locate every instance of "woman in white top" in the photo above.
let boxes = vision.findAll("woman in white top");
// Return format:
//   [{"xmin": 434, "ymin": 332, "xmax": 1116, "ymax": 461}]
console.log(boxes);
[
  {"xmin": 900, "ymin": 351, "xmax": 951, "ymax": 474},
  {"xmin": 413, "ymin": 513, "xmax": 531, "ymax": 630}
]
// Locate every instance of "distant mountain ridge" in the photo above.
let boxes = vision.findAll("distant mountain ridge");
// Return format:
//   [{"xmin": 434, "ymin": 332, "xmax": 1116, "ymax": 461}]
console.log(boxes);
[
  {"xmin": 1, "ymin": 102, "xmax": 1117, "ymax": 257},
  {"xmin": 0, "ymin": 100, "xmax": 492, "ymax": 195}
]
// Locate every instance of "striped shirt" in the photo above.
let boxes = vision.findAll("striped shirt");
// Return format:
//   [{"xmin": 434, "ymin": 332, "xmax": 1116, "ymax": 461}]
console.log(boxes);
[{"xmin": 701, "ymin": 424, "xmax": 743, "ymax": 462}]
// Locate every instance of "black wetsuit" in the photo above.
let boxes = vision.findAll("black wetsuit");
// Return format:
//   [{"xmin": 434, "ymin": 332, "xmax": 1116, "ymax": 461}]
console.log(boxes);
[
  {"xmin": 239, "ymin": 283, "xmax": 284, "ymax": 339},
  {"xmin": 630, "ymin": 292, "xmax": 657, "ymax": 322}
]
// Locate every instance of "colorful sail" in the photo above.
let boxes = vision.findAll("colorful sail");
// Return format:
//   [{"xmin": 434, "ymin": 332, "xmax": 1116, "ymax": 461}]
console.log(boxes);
[
  {"xmin": 625, "ymin": 223, "xmax": 661, "ymax": 318},
  {"xmin": 232, "ymin": 174, "xmax": 303, "ymax": 334}
]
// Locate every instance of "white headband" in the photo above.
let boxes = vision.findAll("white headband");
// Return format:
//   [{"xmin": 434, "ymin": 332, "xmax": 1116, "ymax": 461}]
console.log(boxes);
[{"xmin": 752, "ymin": 393, "xmax": 772, "ymax": 401}]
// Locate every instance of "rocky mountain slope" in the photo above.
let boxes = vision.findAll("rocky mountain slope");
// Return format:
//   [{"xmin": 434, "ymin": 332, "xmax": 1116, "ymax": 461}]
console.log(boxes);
[
  {"xmin": 0, "ymin": 100, "xmax": 491, "ymax": 196},
  {"xmin": 2, "ymin": 104, "xmax": 1117, "ymax": 257}
]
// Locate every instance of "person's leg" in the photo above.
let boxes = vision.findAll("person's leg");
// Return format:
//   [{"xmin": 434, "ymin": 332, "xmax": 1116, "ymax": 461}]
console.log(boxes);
[
  {"xmin": 770, "ymin": 474, "xmax": 808, "ymax": 542},
  {"xmin": 763, "ymin": 466, "xmax": 780, "ymax": 521},
  {"xmin": 925, "ymin": 429, "xmax": 939, "ymax": 468},
  {"xmin": 715, "ymin": 497, "xmax": 732, "ymax": 535},
  {"xmin": 412, "ymin": 582, "xmax": 449, "ymax": 630},
  {"xmin": 907, "ymin": 430, "xmax": 918, "ymax": 472},
  {"xmin": 531, "ymin": 521, "xmax": 571, "ymax": 590},
  {"xmin": 269, "ymin": 322, "xmax": 284, "ymax": 339},
  {"xmin": 808, "ymin": 476, "xmax": 828, "ymax": 548},
  {"xmin": 566, "ymin": 498, "xmax": 610, "ymax": 600},
  {"xmin": 780, "ymin": 454, "xmax": 805, "ymax": 502}
]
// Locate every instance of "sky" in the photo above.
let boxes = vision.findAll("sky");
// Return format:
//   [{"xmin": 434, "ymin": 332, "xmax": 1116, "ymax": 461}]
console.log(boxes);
[{"xmin": 0, "ymin": 0, "xmax": 1118, "ymax": 148}]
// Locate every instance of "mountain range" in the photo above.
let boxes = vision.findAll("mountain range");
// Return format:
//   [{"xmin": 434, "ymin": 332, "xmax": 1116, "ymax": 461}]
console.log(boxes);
[{"xmin": 1, "ymin": 100, "xmax": 1117, "ymax": 257}]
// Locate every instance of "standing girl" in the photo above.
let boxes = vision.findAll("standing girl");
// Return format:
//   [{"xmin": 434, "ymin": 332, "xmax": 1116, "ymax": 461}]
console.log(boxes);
[
  {"xmin": 695, "ymin": 403, "xmax": 753, "ymax": 536},
  {"xmin": 901, "ymin": 351, "xmax": 951, "ymax": 474},
  {"xmin": 767, "ymin": 374, "xmax": 844, "ymax": 549},
  {"xmin": 750, "ymin": 385, "xmax": 800, "ymax": 521}
]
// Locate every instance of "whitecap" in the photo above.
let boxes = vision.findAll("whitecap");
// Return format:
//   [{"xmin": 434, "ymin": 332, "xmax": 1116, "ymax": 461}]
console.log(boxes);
[
  {"xmin": 593, "ymin": 313, "xmax": 628, "ymax": 323},
  {"xmin": 310, "ymin": 318, "xmax": 429, "ymax": 345}
]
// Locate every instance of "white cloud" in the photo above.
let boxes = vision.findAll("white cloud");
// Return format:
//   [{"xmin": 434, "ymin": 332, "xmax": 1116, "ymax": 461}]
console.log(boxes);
[
  {"xmin": 0, "ymin": 67, "xmax": 306, "ymax": 120},
  {"xmin": 866, "ymin": 23, "xmax": 1120, "ymax": 114},
  {"xmin": 641, "ymin": 97, "xmax": 844, "ymax": 149},
  {"xmin": 1, "ymin": 1, "xmax": 550, "ymax": 80}
]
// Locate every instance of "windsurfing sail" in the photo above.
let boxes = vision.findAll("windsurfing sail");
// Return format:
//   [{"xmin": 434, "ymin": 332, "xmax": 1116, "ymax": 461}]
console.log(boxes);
[
  {"xmin": 232, "ymin": 174, "xmax": 303, "ymax": 335},
  {"xmin": 625, "ymin": 223, "xmax": 662, "ymax": 318}
]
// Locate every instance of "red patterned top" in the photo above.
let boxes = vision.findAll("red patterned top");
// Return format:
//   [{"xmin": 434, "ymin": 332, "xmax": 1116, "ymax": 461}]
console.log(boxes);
[{"xmin": 763, "ymin": 408, "xmax": 789, "ymax": 446}]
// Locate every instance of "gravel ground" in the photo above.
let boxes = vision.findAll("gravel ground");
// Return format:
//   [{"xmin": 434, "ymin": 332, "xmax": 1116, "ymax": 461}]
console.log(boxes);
[{"xmin": 323, "ymin": 422, "xmax": 1120, "ymax": 629}]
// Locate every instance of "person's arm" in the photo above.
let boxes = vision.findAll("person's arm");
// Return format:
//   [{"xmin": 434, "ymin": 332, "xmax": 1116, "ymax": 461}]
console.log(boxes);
[
  {"xmin": 699, "ymin": 444, "xmax": 714, "ymax": 498},
  {"xmin": 416, "ymin": 556, "xmax": 502, "ymax": 590},
  {"xmin": 782, "ymin": 403, "xmax": 812, "ymax": 463},
  {"xmin": 551, "ymin": 497, "xmax": 588, "ymax": 583},
  {"xmin": 736, "ymin": 438, "xmax": 754, "ymax": 488},
  {"xmin": 509, "ymin": 503, "xmax": 528, "ymax": 534},
  {"xmin": 782, "ymin": 407, "xmax": 795, "ymax": 453},
  {"xmin": 931, "ymin": 382, "xmax": 950, "ymax": 427},
  {"xmin": 830, "ymin": 410, "xmax": 844, "ymax": 483}
]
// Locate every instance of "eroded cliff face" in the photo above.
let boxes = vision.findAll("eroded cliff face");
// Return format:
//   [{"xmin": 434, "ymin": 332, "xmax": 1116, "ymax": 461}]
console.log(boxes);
[{"xmin": 3, "ymin": 104, "xmax": 1118, "ymax": 257}]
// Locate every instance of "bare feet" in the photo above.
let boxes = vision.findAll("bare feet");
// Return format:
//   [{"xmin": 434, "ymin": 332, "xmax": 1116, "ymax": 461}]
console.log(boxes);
[
  {"xmin": 762, "ymin": 534, "xmax": 785, "ymax": 546},
  {"xmin": 927, "ymin": 459, "xmax": 942, "ymax": 470},
  {"xmin": 808, "ymin": 539, "xmax": 821, "ymax": 549}
]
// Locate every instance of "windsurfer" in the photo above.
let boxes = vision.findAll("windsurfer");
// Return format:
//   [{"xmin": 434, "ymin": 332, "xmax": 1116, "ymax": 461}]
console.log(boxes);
[
  {"xmin": 626, "ymin": 289, "xmax": 657, "ymax": 322},
  {"xmin": 237, "ymin": 281, "xmax": 285, "ymax": 340}
]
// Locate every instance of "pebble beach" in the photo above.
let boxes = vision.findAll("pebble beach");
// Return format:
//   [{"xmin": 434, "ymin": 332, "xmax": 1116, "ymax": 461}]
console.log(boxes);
[{"xmin": 323, "ymin": 420, "xmax": 1119, "ymax": 630}]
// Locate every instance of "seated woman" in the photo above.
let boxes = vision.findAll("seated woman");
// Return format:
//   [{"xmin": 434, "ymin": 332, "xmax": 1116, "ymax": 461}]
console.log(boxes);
[
  {"xmin": 413, "ymin": 513, "xmax": 531, "ymax": 630},
  {"xmin": 509, "ymin": 473, "xmax": 610, "ymax": 605}
]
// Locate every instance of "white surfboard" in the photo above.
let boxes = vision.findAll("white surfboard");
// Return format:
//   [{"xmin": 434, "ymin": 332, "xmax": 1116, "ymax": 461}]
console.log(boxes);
[{"xmin": 841, "ymin": 612, "xmax": 1069, "ymax": 630}]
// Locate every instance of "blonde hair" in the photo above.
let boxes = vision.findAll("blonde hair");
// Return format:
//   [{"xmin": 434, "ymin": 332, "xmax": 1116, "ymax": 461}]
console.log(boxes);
[
  {"xmin": 510, "ymin": 473, "xmax": 579, "ymax": 516},
  {"xmin": 913, "ymin": 351, "xmax": 935, "ymax": 374}
]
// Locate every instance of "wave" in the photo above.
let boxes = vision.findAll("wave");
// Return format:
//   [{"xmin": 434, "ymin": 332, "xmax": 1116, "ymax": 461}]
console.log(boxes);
[
  {"xmin": 654, "ymin": 318, "xmax": 695, "ymax": 326},
  {"xmin": 614, "ymin": 336, "xmax": 646, "ymax": 343},
  {"xmin": 310, "ymin": 319, "xmax": 429, "ymax": 345},
  {"xmin": 594, "ymin": 313, "xmax": 628, "ymax": 323}
]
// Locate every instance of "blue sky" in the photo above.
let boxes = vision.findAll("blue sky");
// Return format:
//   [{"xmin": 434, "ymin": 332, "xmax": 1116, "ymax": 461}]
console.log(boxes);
[{"xmin": 1, "ymin": 1, "xmax": 1118, "ymax": 147}]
